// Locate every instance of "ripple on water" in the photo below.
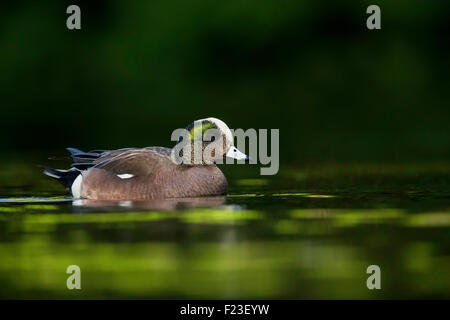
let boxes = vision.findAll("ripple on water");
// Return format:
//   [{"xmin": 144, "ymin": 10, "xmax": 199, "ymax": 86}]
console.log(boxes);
[{"xmin": 0, "ymin": 197, "xmax": 73, "ymax": 203}]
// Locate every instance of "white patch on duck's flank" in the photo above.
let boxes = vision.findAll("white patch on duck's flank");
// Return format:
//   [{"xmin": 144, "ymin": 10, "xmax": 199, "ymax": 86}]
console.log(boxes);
[
  {"xmin": 71, "ymin": 174, "xmax": 83, "ymax": 199},
  {"xmin": 204, "ymin": 117, "xmax": 233, "ymax": 145},
  {"xmin": 119, "ymin": 201, "xmax": 132, "ymax": 207},
  {"xmin": 117, "ymin": 173, "xmax": 134, "ymax": 179}
]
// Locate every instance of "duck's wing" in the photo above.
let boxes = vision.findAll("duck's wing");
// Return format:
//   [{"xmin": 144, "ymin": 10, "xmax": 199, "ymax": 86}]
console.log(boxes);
[
  {"xmin": 84, "ymin": 148, "xmax": 173, "ymax": 177},
  {"xmin": 68, "ymin": 147, "xmax": 132, "ymax": 167}
]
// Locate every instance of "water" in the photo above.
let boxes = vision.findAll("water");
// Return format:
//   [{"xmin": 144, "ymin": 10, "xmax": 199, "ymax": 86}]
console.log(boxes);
[{"xmin": 0, "ymin": 162, "xmax": 449, "ymax": 299}]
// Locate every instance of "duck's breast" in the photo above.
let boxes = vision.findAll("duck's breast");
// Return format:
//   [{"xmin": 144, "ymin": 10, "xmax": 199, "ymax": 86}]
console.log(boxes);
[{"xmin": 159, "ymin": 165, "xmax": 228, "ymax": 198}]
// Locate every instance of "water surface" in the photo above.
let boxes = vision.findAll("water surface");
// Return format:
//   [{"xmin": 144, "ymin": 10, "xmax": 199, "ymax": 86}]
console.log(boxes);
[{"xmin": 0, "ymin": 162, "xmax": 449, "ymax": 299}]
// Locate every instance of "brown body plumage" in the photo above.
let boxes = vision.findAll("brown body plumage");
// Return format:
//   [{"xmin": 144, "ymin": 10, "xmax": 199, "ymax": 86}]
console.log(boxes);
[{"xmin": 80, "ymin": 147, "xmax": 227, "ymax": 200}]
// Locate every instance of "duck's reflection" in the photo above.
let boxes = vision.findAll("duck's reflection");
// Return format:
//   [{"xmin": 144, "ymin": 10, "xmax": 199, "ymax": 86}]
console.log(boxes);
[{"xmin": 72, "ymin": 196, "xmax": 227, "ymax": 211}]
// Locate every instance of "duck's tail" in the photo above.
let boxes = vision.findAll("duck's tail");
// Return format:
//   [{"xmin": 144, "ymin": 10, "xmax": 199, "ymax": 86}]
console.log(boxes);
[{"xmin": 39, "ymin": 166, "xmax": 80, "ymax": 191}]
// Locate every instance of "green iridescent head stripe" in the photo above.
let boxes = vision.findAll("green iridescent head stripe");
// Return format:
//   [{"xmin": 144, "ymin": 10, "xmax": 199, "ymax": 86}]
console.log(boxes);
[{"xmin": 189, "ymin": 122, "xmax": 215, "ymax": 140}]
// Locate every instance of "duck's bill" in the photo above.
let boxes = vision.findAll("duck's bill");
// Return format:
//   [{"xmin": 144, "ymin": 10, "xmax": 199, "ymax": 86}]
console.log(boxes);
[{"xmin": 226, "ymin": 146, "xmax": 249, "ymax": 161}]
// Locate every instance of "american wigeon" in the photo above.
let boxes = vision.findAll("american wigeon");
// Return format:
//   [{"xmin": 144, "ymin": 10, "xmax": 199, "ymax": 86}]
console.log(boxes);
[{"xmin": 41, "ymin": 118, "xmax": 248, "ymax": 200}]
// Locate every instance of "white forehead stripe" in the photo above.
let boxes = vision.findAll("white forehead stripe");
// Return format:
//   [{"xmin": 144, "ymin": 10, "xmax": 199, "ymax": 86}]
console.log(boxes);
[{"xmin": 202, "ymin": 117, "xmax": 234, "ymax": 146}]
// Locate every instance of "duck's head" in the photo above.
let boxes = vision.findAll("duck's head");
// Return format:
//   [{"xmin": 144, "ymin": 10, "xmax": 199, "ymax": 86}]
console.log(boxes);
[{"xmin": 172, "ymin": 117, "xmax": 248, "ymax": 165}]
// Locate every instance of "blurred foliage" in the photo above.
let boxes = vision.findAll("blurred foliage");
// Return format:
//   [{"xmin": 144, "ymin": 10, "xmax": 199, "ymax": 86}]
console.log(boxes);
[{"xmin": 0, "ymin": 0, "xmax": 449, "ymax": 163}]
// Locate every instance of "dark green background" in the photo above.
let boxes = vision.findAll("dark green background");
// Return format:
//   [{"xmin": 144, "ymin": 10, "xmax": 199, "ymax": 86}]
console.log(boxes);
[
  {"xmin": 0, "ymin": 1, "xmax": 450, "ymax": 299},
  {"xmin": 1, "ymin": 0, "xmax": 449, "ymax": 163}
]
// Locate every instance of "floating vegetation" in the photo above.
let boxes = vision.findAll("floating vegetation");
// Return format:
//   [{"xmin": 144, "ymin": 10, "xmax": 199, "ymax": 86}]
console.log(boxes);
[
  {"xmin": 227, "ymin": 194, "xmax": 265, "ymax": 198},
  {"xmin": 272, "ymin": 192, "xmax": 337, "ymax": 198}
]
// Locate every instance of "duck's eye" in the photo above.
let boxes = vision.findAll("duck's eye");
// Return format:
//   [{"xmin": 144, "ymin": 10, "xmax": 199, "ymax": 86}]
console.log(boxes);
[
  {"xmin": 178, "ymin": 136, "xmax": 183, "ymax": 143},
  {"xmin": 211, "ymin": 136, "xmax": 215, "ymax": 142}
]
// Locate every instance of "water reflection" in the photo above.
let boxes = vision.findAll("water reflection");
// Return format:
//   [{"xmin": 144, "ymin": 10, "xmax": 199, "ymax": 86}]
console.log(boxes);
[
  {"xmin": 0, "ymin": 197, "xmax": 72, "ymax": 203},
  {"xmin": 0, "ymin": 163, "xmax": 449, "ymax": 298},
  {"xmin": 72, "ymin": 196, "xmax": 228, "ymax": 211}
]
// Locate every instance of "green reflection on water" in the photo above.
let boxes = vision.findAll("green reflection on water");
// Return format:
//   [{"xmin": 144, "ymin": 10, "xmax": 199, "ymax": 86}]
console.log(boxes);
[
  {"xmin": 405, "ymin": 213, "xmax": 450, "ymax": 227},
  {"xmin": 273, "ymin": 193, "xmax": 337, "ymax": 198},
  {"xmin": 236, "ymin": 179, "xmax": 269, "ymax": 186},
  {"xmin": 0, "ymin": 162, "xmax": 449, "ymax": 299},
  {"xmin": 13, "ymin": 209, "xmax": 263, "ymax": 226}
]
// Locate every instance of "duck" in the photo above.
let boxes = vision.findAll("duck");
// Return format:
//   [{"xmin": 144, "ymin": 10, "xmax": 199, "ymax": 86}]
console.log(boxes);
[{"xmin": 41, "ymin": 118, "xmax": 249, "ymax": 200}]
